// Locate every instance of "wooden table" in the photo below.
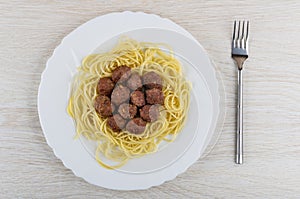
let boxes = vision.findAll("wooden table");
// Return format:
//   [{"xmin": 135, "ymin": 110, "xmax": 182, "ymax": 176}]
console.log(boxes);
[{"xmin": 1, "ymin": 1, "xmax": 299, "ymax": 198}]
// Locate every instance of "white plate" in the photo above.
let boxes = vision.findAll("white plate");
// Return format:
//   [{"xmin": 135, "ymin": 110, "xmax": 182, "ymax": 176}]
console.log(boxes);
[{"xmin": 38, "ymin": 12, "xmax": 221, "ymax": 190}]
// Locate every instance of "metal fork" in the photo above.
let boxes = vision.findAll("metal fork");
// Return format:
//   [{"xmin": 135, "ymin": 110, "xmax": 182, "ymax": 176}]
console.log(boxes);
[{"xmin": 232, "ymin": 20, "xmax": 249, "ymax": 164}]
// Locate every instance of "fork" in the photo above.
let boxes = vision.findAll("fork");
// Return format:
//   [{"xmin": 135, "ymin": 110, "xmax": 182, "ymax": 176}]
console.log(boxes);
[{"xmin": 232, "ymin": 20, "xmax": 249, "ymax": 164}]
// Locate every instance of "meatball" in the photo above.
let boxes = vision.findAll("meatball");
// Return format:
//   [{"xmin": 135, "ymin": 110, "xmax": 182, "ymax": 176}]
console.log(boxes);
[
  {"xmin": 111, "ymin": 84, "xmax": 130, "ymax": 105},
  {"xmin": 145, "ymin": 88, "xmax": 164, "ymax": 105},
  {"xmin": 97, "ymin": 77, "xmax": 115, "ymax": 96},
  {"xmin": 112, "ymin": 66, "xmax": 131, "ymax": 83},
  {"xmin": 107, "ymin": 114, "xmax": 127, "ymax": 132},
  {"xmin": 130, "ymin": 90, "xmax": 145, "ymax": 107},
  {"xmin": 127, "ymin": 72, "xmax": 142, "ymax": 91},
  {"xmin": 140, "ymin": 105, "xmax": 160, "ymax": 122},
  {"xmin": 118, "ymin": 103, "xmax": 137, "ymax": 119},
  {"xmin": 126, "ymin": 118, "xmax": 147, "ymax": 134},
  {"xmin": 143, "ymin": 71, "xmax": 163, "ymax": 89},
  {"xmin": 94, "ymin": 95, "xmax": 114, "ymax": 118}
]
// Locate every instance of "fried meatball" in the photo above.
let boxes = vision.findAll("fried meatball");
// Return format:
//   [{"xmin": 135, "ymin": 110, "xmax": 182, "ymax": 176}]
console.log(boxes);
[
  {"xmin": 140, "ymin": 105, "xmax": 160, "ymax": 122},
  {"xmin": 143, "ymin": 71, "xmax": 163, "ymax": 89},
  {"xmin": 130, "ymin": 90, "xmax": 145, "ymax": 107},
  {"xmin": 112, "ymin": 66, "xmax": 131, "ymax": 83},
  {"xmin": 127, "ymin": 72, "xmax": 142, "ymax": 91},
  {"xmin": 118, "ymin": 103, "xmax": 137, "ymax": 119},
  {"xmin": 145, "ymin": 88, "xmax": 164, "ymax": 105},
  {"xmin": 126, "ymin": 118, "xmax": 147, "ymax": 134},
  {"xmin": 111, "ymin": 84, "xmax": 130, "ymax": 105},
  {"xmin": 107, "ymin": 114, "xmax": 127, "ymax": 132},
  {"xmin": 97, "ymin": 77, "xmax": 115, "ymax": 96},
  {"xmin": 94, "ymin": 95, "xmax": 114, "ymax": 118}
]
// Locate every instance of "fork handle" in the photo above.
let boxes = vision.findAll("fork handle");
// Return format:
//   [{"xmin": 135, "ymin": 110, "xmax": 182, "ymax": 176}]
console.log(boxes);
[{"xmin": 236, "ymin": 69, "xmax": 243, "ymax": 164}]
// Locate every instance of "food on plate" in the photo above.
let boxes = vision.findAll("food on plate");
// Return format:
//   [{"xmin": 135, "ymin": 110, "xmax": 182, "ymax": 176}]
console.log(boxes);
[
  {"xmin": 107, "ymin": 114, "xmax": 126, "ymax": 132},
  {"xmin": 67, "ymin": 38, "xmax": 190, "ymax": 169},
  {"xmin": 127, "ymin": 72, "xmax": 142, "ymax": 91},
  {"xmin": 140, "ymin": 105, "xmax": 160, "ymax": 122},
  {"xmin": 94, "ymin": 95, "xmax": 114, "ymax": 117},
  {"xmin": 146, "ymin": 88, "xmax": 164, "ymax": 105},
  {"xmin": 126, "ymin": 118, "xmax": 147, "ymax": 134},
  {"xmin": 97, "ymin": 77, "xmax": 115, "ymax": 96},
  {"xmin": 118, "ymin": 103, "xmax": 137, "ymax": 119},
  {"xmin": 111, "ymin": 84, "xmax": 130, "ymax": 105},
  {"xmin": 130, "ymin": 90, "xmax": 146, "ymax": 107},
  {"xmin": 93, "ymin": 66, "xmax": 163, "ymax": 134},
  {"xmin": 112, "ymin": 65, "xmax": 131, "ymax": 83},
  {"xmin": 143, "ymin": 71, "xmax": 163, "ymax": 89}
]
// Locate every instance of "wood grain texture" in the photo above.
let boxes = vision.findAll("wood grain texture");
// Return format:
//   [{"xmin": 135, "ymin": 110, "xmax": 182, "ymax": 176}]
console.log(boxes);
[{"xmin": 1, "ymin": 0, "xmax": 300, "ymax": 198}]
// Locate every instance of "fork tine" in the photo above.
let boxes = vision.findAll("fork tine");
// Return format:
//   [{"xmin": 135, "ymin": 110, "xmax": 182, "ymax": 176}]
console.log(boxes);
[
  {"xmin": 244, "ymin": 21, "xmax": 249, "ymax": 49},
  {"xmin": 245, "ymin": 21, "xmax": 249, "ymax": 40},
  {"xmin": 232, "ymin": 20, "xmax": 237, "ymax": 48},
  {"xmin": 241, "ymin": 20, "xmax": 245, "ymax": 39},
  {"xmin": 237, "ymin": 21, "xmax": 241, "ymax": 40},
  {"xmin": 233, "ymin": 20, "xmax": 237, "ymax": 40},
  {"xmin": 240, "ymin": 21, "xmax": 245, "ymax": 48},
  {"xmin": 235, "ymin": 21, "xmax": 241, "ymax": 48}
]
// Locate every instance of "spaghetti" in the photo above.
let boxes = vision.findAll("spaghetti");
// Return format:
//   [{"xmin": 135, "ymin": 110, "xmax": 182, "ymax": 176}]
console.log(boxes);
[{"xmin": 67, "ymin": 38, "xmax": 191, "ymax": 169}]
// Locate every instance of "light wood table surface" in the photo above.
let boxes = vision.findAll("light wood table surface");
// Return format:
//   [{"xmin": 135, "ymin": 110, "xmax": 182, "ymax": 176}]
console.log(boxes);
[{"xmin": 1, "ymin": 1, "xmax": 300, "ymax": 198}]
